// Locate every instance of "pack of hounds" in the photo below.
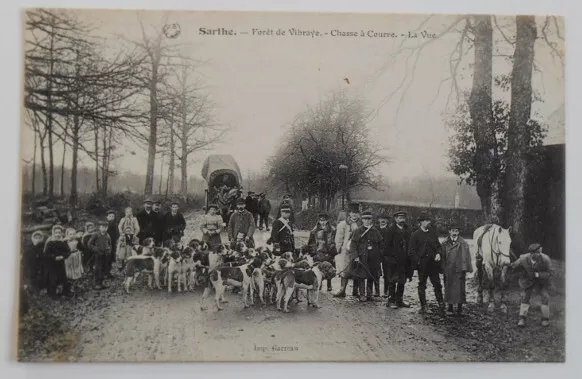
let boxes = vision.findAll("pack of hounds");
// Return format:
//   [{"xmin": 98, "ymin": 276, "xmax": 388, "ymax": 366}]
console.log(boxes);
[{"xmin": 122, "ymin": 238, "xmax": 337, "ymax": 313}]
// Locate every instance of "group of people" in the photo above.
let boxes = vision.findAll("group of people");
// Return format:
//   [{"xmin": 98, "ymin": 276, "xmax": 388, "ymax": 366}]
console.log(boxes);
[
  {"xmin": 21, "ymin": 198, "xmax": 188, "ymax": 295},
  {"xmin": 198, "ymin": 194, "xmax": 295, "ymax": 253},
  {"xmin": 21, "ymin": 195, "xmax": 553, "ymax": 327},
  {"xmin": 304, "ymin": 202, "xmax": 553, "ymax": 326}
]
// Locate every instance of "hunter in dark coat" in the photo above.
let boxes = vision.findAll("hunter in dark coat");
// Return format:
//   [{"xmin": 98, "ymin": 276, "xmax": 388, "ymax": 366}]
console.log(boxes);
[
  {"xmin": 152, "ymin": 201, "xmax": 165, "ymax": 246},
  {"xmin": 307, "ymin": 212, "xmax": 337, "ymax": 291},
  {"xmin": 269, "ymin": 204, "xmax": 295, "ymax": 254},
  {"xmin": 136, "ymin": 199, "xmax": 158, "ymax": 244},
  {"xmin": 380, "ymin": 211, "xmax": 412, "ymax": 308},
  {"xmin": 43, "ymin": 225, "xmax": 72, "ymax": 297},
  {"xmin": 258, "ymin": 193, "xmax": 271, "ymax": 231},
  {"xmin": 349, "ymin": 211, "xmax": 383, "ymax": 301},
  {"xmin": 163, "ymin": 202, "xmax": 187, "ymax": 242},
  {"xmin": 408, "ymin": 212, "xmax": 445, "ymax": 314}
]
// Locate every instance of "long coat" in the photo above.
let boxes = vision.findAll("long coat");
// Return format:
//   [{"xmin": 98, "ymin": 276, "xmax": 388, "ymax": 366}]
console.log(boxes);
[
  {"xmin": 270, "ymin": 217, "xmax": 295, "ymax": 254},
  {"xmin": 136, "ymin": 209, "xmax": 157, "ymax": 242},
  {"xmin": 348, "ymin": 225, "xmax": 383, "ymax": 280},
  {"xmin": 441, "ymin": 236, "xmax": 473, "ymax": 304},
  {"xmin": 43, "ymin": 238, "xmax": 71, "ymax": 288},
  {"xmin": 307, "ymin": 223, "xmax": 337, "ymax": 263},
  {"xmin": 334, "ymin": 218, "xmax": 362, "ymax": 278}
]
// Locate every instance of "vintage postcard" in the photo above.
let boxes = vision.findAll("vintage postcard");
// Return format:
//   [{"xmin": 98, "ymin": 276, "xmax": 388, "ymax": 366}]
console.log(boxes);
[{"xmin": 17, "ymin": 8, "xmax": 565, "ymax": 362}]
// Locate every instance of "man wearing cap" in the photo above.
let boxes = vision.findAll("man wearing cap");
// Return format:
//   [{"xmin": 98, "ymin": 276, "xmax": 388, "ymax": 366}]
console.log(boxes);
[
  {"xmin": 509, "ymin": 243, "xmax": 553, "ymax": 327},
  {"xmin": 348, "ymin": 211, "xmax": 383, "ymax": 301},
  {"xmin": 137, "ymin": 198, "xmax": 157, "ymax": 244},
  {"xmin": 307, "ymin": 212, "xmax": 337, "ymax": 291},
  {"xmin": 408, "ymin": 212, "xmax": 445, "ymax": 314},
  {"xmin": 164, "ymin": 202, "xmax": 187, "ymax": 243},
  {"xmin": 200, "ymin": 204, "xmax": 225, "ymax": 251},
  {"xmin": 333, "ymin": 202, "xmax": 363, "ymax": 298},
  {"xmin": 381, "ymin": 211, "xmax": 412, "ymax": 308},
  {"xmin": 276, "ymin": 194, "xmax": 295, "ymax": 224},
  {"xmin": 441, "ymin": 223, "xmax": 473, "ymax": 316},
  {"xmin": 228, "ymin": 198, "xmax": 256, "ymax": 247},
  {"xmin": 270, "ymin": 204, "xmax": 295, "ymax": 254},
  {"xmin": 152, "ymin": 199, "xmax": 165, "ymax": 246}
]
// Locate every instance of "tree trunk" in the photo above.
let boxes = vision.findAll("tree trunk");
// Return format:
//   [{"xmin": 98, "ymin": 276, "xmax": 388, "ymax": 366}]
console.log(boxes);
[
  {"xmin": 70, "ymin": 123, "xmax": 79, "ymax": 206},
  {"xmin": 468, "ymin": 16, "xmax": 502, "ymax": 223},
  {"xmin": 32, "ymin": 131, "xmax": 37, "ymax": 195},
  {"xmin": 504, "ymin": 16, "xmax": 537, "ymax": 244},
  {"xmin": 60, "ymin": 134, "xmax": 67, "ymax": 198},
  {"xmin": 168, "ymin": 129, "xmax": 175, "ymax": 195},
  {"xmin": 144, "ymin": 63, "xmax": 159, "ymax": 196},
  {"xmin": 158, "ymin": 154, "xmax": 164, "ymax": 195},
  {"xmin": 39, "ymin": 133, "xmax": 48, "ymax": 197},
  {"xmin": 94, "ymin": 126, "xmax": 100, "ymax": 193},
  {"xmin": 101, "ymin": 125, "xmax": 108, "ymax": 196},
  {"xmin": 46, "ymin": 24, "xmax": 56, "ymax": 199}
]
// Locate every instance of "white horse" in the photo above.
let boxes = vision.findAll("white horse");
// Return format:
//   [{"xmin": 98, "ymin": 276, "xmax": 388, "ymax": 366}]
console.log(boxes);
[{"xmin": 473, "ymin": 224, "xmax": 513, "ymax": 313}]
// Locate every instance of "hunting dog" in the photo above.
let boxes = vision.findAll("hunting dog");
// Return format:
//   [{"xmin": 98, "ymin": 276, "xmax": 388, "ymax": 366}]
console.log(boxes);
[
  {"xmin": 275, "ymin": 261, "xmax": 336, "ymax": 312},
  {"xmin": 200, "ymin": 257, "xmax": 265, "ymax": 311},
  {"xmin": 167, "ymin": 248, "xmax": 184, "ymax": 293},
  {"xmin": 123, "ymin": 247, "xmax": 168, "ymax": 294},
  {"xmin": 180, "ymin": 247, "xmax": 197, "ymax": 291}
]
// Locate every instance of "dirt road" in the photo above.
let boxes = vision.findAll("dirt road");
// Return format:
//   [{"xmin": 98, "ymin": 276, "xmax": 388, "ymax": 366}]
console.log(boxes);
[{"xmin": 18, "ymin": 211, "xmax": 565, "ymax": 362}]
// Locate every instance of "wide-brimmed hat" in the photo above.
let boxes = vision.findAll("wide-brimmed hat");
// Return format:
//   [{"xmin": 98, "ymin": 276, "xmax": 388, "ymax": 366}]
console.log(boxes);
[
  {"xmin": 317, "ymin": 212, "xmax": 329, "ymax": 219},
  {"xmin": 417, "ymin": 212, "xmax": 431, "ymax": 221},
  {"xmin": 528, "ymin": 243, "xmax": 542, "ymax": 253}
]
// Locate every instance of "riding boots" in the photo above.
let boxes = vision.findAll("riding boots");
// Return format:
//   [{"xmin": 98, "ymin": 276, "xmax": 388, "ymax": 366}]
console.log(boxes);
[{"xmin": 541, "ymin": 304, "xmax": 550, "ymax": 326}]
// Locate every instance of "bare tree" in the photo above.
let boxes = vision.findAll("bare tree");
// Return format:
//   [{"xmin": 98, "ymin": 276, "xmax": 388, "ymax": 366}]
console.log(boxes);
[
  {"xmin": 504, "ymin": 16, "xmax": 537, "ymax": 243},
  {"xmin": 168, "ymin": 62, "xmax": 226, "ymax": 197}
]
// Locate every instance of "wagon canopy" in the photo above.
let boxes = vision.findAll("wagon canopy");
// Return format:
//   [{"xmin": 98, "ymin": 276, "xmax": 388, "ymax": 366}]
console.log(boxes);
[{"xmin": 201, "ymin": 154, "xmax": 242, "ymax": 189}]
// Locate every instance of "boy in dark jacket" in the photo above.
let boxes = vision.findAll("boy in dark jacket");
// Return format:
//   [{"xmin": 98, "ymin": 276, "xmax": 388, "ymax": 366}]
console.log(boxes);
[
  {"xmin": 88, "ymin": 221, "xmax": 112, "ymax": 290},
  {"xmin": 105, "ymin": 210, "xmax": 119, "ymax": 279}
]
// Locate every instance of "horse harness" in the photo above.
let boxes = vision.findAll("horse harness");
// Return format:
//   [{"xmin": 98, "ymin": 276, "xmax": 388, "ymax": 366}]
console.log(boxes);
[{"xmin": 476, "ymin": 224, "xmax": 514, "ymax": 268}]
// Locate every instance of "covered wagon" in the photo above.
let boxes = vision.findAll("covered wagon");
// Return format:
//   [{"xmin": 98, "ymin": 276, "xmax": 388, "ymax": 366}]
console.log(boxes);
[{"xmin": 201, "ymin": 154, "xmax": 243, "ymax": 223}]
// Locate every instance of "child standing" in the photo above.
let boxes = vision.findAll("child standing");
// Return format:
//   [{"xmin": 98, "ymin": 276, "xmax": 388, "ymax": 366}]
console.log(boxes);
[
  {"xmin": 43, "ymin": 225, "xmax": 72, "ymax": 298},
  {"xmin": 81, "ymin": 221, "xmax": 96, "ymax": 272},
  {"xmin": 64, "ymin": 228, "xmax": 84, "ymax": 294},
  {"xmin": 22, "ymin": 230, "xmax": 45, "ymax": 292},
  {"xmin": 117, "ymin": 207, "xmax": 140, "ymax": 270},
  {"xmin": 510, "ymin": 243, "xmax": 553, "ymax": 327},
  {"xmin": 87, "ymin": 221, "xmax": 112, "ymax": 290}
]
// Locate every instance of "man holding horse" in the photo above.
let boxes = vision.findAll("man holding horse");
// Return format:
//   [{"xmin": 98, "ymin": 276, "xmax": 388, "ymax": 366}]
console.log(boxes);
[
  {"xmin": 408, "ymin": 212, "xmax": 445, "ymax": 314},
  {"xmin": 509, "ymin": 243, "xmax": 553, "ymax": 327},
  {"xmin": 441, "ymin": 222, "xmax": 473, "ymax": 316}
]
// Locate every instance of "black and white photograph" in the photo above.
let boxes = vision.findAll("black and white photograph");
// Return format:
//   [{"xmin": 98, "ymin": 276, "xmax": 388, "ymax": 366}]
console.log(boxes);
[{"xmin": 16, "ymin": 8, "xmax": 565, "ymax": 362}]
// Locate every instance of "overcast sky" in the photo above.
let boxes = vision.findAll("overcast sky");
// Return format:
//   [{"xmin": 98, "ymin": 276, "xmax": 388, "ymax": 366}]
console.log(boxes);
[{"xmin": 21, "ymin": 10, "xmax": 565, "ymax": 182}]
